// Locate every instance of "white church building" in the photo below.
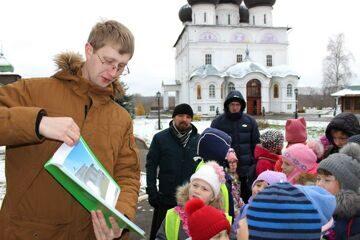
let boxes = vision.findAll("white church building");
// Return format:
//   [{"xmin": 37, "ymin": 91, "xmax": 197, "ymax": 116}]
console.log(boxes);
[{"xmin": 162, "ymin": 0, "xmax": 300, "ymax": 115}]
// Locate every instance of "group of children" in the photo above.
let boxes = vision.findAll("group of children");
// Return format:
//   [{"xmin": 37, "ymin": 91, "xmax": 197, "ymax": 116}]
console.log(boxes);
[{"xmin": 155, "ymin": 112, "xmax": 360, "ymax": 240}]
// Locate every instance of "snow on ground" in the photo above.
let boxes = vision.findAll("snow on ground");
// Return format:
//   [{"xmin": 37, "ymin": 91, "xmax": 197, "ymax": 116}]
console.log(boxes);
[{"xmin": 133, "ymin": 117, "xmax": 329, "ymax": 148}]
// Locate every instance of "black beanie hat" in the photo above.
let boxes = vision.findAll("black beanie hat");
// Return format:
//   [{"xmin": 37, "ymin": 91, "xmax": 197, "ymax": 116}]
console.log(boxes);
[{"xmin": 172, "ymin": 103, "xmax": 194, "ymax": 118}]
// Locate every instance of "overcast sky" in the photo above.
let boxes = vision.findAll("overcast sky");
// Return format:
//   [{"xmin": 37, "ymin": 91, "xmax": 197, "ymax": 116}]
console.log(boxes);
[{"xmin": 1, "ymin": 0, "xmax": 360, "ymax": 96}]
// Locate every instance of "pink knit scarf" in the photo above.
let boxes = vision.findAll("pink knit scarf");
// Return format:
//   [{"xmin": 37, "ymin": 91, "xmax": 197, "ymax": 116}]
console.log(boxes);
[{"xmin": 174, "ymin": 206, "xmax": 190, "ymax": 236}]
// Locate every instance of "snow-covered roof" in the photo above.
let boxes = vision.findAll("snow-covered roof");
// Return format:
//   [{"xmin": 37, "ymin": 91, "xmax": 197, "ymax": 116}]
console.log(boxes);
[
  {"xmin": 331, "ymin": 88, "xmax": 360, "ymax": 97},
  {"xmin": 268, "ymin": 65, "xmax": 300, "ymax": 78},
  {"xmin": 190, "ymin": 64, "xmax": 224, "ymax": 79},
  {"xmin": 190, "ymin": 61, "xmax": 299, "ymax": 80},
  {"xmin": 225, "ymin": 61, "xmax": 271, "ymax": 78}
]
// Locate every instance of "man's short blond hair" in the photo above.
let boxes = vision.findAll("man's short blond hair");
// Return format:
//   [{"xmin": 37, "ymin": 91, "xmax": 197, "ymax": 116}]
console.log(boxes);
[{"xmin": 88, "ymin": 20, "xmax": 135, "ymax": 58}]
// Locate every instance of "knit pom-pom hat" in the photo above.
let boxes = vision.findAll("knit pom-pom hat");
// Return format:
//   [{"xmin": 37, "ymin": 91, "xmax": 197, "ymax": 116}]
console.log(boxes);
[{"xmin": 185, "ymin": 198, "xmax": 230, "ymax": 240}]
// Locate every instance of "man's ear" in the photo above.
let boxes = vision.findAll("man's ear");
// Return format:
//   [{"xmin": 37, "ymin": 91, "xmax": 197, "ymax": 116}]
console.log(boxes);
[{"xmin": 84, "ymin": 43, "xmax": 93, "ymax": 60}]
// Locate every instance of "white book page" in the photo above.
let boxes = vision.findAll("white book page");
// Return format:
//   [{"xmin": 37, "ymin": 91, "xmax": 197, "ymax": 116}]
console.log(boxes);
[{"xmin": 51, "ymin": 143, "xmax": 74, "ymax": 166}]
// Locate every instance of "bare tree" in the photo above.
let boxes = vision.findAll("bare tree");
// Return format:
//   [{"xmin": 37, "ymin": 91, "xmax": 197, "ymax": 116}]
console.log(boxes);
[{"xmin": 322, "ymin": 33, "xmax": 354, "ymax": 95}]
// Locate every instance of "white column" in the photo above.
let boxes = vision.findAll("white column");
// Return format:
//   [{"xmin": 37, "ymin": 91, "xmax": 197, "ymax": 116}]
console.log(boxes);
[
  {"xmin": 163, "ymin": 91, "xmax": 169, "ymax": 110},
  {"xmin": 261, "ymin": 84, "xmax": 270, "ymax": 113},
  {"xmin": 175, "ymin": 91, "xmax": 180, "ymax": 106}
]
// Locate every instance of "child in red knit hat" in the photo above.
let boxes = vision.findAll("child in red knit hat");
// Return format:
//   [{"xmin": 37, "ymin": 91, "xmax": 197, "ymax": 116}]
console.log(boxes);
[
  {"xmin": 185, "ymin": 198, "xmax": 230, "ymax": 240},
  {"xmin": 155, "ymin": 161, "xmax": 230, "ymax": 240}
]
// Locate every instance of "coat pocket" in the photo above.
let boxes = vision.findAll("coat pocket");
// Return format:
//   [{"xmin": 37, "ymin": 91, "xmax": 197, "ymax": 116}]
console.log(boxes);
[
  {"xmin": 158, "ymin": 173, "xmax": 176, "ymax": 195},
  {"xmin": 7, "ymin": 218, "xmax": 69, "ymax": 240}
]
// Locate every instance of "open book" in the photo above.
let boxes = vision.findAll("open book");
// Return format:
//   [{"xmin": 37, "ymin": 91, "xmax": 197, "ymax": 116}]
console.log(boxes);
[{"xmin": 45, "ymin": 137, "xmax": 145, "ymax": 238}]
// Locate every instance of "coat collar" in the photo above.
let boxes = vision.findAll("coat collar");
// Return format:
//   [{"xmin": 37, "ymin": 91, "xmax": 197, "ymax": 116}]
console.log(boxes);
[
  {"xmin": 52, "ymin": 52, "xmax": 124, "ymax": 106},
  {"xmin": 254, "ymin": 144, "xmax": 281, "ymax": 162}
]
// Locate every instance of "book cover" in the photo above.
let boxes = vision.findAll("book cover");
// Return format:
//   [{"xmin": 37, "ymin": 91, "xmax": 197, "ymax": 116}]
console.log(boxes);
[{"xmin": 45, "ymin": 137, "xmax": 145, "ymax": 238}]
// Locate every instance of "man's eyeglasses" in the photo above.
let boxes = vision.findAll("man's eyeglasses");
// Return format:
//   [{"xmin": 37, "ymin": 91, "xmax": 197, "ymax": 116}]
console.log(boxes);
[{"xmin": 96, "ymin": 54, "xmax": 130, "ymax": 76}]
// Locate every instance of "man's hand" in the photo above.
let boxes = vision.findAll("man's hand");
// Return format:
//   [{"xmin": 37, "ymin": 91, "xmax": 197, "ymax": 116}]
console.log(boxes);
[
  {"xmin": 91, "ymin": 210, "xmax": 123, "ymax": 240},
  {"xmin": 39, "ymin": 116, "xmax": 80, "ymax": 146},
  {"xmin": 148, "ymin": 193, "xmax": 159, "ymax": 208}
]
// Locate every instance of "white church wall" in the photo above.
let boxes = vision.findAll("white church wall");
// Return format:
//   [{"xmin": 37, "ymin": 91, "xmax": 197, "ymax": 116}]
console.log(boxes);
[
  {"xmin": 215, "ymin": 4, "xmax": 240, "ymax": 26},
  {"xmin": 185, "ymin": 26, "xmax": 289, "ymax": 72},
  {"xmin": 278, "ymin": 76, "xmax": 298, "ymax": 113},
  {"xmin": 192, "ymin": 4, "xmax": 216, "ymax": 25},
  {"xmin": 248, "ymin": 6, "xmax": 273, "ymax": 27},
  {"xmin": 189, "ymin": 76, "xmax": 223, "ymax": 115},
  {"xmin": 269, "ymin": 79, "xmax": 282, "ymax": 112}
]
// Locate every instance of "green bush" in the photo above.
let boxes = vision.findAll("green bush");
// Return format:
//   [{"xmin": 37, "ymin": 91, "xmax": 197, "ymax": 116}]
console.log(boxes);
[
  {"xmin": 192, "ymin": 114, "xmax": 202, "ymax": 121},
  {"xmin": 256, "ymin": 119, "xmax": 270, "ymax": 130}
]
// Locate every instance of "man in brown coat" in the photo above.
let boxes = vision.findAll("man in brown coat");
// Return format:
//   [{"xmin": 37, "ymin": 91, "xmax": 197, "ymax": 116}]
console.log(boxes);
[{"xmin": 0, "ymin": 20, "xmax": 140, "ymax": 240}]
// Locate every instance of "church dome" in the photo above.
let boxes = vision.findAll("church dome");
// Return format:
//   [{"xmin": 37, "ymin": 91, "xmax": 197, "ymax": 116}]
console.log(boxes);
[
  {"xmin": 239, "ymin": 5, "xmax": 249, "ymax": 23},
  {"xmin": 244, "ymin": 0, "xmax": 275, "ymax": 8},
  {"xmin": 0, "ymin": 52, "xmax": 14, "ymax": 73},
  {"xmin": 218, "ymin": 0, "xmax": 242, "ymax": 4},
  {"xmin": 179, "ymin": 4, "xmax": 192, "ymax": 22},
  {"xmin": 187, "ymin": 0, "xmax": 219, "ymax": 6}
]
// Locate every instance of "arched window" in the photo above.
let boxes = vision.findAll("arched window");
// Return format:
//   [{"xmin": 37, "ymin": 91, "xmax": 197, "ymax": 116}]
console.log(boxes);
[
  {"xmin": 266, "ymin": 55, "xmax": 272, "ymax": 66},
  {"xmin": 273, "ymin": 84, "xmax": 279, "ymax": 98},
  {"xmin": 287, "ymin": 84, "xmax": 293, "ymax": 97},
  {"xmin": 197, "ymin": 85, "xmax": 202, "ymax": 99},
  {"xmin": 209, "ymin": 84, "xmax": 215, "ymax": 98},
  {"xmin": 236, "ymin": 54, "xmax": 243, "ymax": 63},
  {"xmin": 205, "ymin": 54, "xmax": 212, "ymax": 65},
  {"xmin": 228, "ymin": 82, "xmax": 235, "ymax": 93}
]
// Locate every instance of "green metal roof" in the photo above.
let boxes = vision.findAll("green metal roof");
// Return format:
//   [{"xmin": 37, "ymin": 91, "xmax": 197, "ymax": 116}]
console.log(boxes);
[
  {"xmin": 348, "ymin": 85, "xmax": 360, "ymax": 90},
  {"xmin": 0, "ymin": 52, "xmax": 14, "ymax": 73}
]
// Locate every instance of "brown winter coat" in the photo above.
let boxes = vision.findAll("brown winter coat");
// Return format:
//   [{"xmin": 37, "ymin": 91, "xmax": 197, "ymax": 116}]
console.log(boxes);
[{"xmin": 0, "ymin": 53, "xmax": 140, "ymax": 239}]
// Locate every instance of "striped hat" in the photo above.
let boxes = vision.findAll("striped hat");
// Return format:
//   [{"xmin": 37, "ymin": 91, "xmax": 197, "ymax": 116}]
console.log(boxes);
[{"xmin": 247, "ymin": 182, "xmax": 323, "ymax": 240}]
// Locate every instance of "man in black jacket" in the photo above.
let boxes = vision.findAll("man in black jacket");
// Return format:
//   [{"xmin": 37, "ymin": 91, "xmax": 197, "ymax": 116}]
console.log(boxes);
[
  {"xmin": 146, "ymin": 103, "xmax": 199, "ymax": 240},
  {"xmin": 211, "ymin": 90, "xmax": 260, "ymax": 202}
]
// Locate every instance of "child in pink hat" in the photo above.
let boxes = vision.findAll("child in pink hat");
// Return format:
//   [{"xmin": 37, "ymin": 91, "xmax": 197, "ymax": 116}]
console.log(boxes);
[
  {"xmin": 285, "ymin": 117, "xmax": 307, "ymax": 146},
  {"xmin": 282, "ymin": 143, "xmax": 318, "ymax": 184},
  {"xmin": 275, "ymin": 117, "xmax": 308, "ymax": 172}
]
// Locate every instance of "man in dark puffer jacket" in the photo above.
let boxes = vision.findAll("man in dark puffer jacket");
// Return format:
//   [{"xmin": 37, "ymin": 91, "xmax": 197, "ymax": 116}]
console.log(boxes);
[{"xmin": 211, "ymin": 90, "xmax": 260, "ymax": 202}]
